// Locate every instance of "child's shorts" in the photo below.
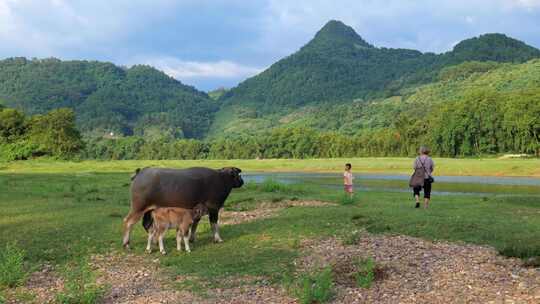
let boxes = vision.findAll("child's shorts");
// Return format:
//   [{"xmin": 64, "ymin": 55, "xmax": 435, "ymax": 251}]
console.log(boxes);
[{"xmin": 344, "ymin": 185, "xmax": 353, "ymax": 193}]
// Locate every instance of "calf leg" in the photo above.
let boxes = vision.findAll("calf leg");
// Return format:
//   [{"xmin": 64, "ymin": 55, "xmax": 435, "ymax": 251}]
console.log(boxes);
[
  {"xmin": 176, "ymin": 228, "xmax": 182, "ymax": 251},
  {"xmin": 189, "ymin": 218, "xmax": 200, "ymax": 243},
  {"xmin": 209, "ymin": 209, "xmax": 223, "ymax": 243},
  {"xmin": 181, "ymin": 223, "xmax": 192, "ymax": 253},
  {"xmin": 122, "ymin": 208, "xmax": 144, "ymax": 249},
  {"xmin": 183, "ymin": 232, "xmax": 191, "ymax": 253},
  {"xmin": 158, "ymin": 231, "xmax": 166, "ymax": 255},
  {"xmin": 146, "ymin": 230, "xmax": 154, "ymax": 253}
]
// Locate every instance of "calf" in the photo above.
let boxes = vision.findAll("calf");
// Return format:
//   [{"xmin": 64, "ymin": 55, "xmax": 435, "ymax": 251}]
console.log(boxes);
[{"xmin": 143, "ymin": 204, "xmax": 208, "ymax": 255}]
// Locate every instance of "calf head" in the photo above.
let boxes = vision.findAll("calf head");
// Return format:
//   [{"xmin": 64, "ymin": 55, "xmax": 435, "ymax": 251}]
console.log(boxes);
[{"xmin": 219, "ymin": 167, "xmax": 244, "ymax": 188}]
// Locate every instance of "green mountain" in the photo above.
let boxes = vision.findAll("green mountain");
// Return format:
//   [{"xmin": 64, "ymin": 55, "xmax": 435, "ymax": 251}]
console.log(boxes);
[
  {"xmin": 0, "ymin": 58, "xmax": 216, "ymax": 138},
  {"xmin": 208, "ymin": 87, "xmax": 229, "ymax": 100},
  {"xmin": 212, "ymin": 21, "xmax": 540, "ymax": 137}
]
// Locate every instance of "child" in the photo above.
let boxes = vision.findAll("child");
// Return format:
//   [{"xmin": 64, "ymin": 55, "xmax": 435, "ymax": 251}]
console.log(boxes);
[{"xmin": 343, "ymin": 163, "xmax": 354, "ymax": 198}]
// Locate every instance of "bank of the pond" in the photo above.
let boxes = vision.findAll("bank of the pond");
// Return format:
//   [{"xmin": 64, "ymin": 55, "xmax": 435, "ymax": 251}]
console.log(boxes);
[
  {"xmin": 1, "ymin": 158, "xmax": 539, "ymax": 177},
  {"xmin": 243, "ymin": 172, "xmax": 540, "ymax": 196}
]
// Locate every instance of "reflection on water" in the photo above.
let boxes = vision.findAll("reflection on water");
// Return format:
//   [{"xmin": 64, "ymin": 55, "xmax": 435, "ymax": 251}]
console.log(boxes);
[{"xmin": 242, "ymin": 172, "xmax": 540, "ymax": 196}]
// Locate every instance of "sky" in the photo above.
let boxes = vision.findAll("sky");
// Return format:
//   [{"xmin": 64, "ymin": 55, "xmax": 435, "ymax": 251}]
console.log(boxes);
[{"xmin": 1, "ymin": 0, "xmax": 540, "ymax": 91}]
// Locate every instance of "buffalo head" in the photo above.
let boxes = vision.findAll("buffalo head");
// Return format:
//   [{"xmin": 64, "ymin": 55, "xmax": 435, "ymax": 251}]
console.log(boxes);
[{"xmin": 219, "ymin": 167, "xmax": 244, "ymax": 188}]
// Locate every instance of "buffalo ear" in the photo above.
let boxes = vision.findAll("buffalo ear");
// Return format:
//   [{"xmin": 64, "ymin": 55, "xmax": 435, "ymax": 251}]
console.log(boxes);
[{"xmin": 219, "ymin": 167, "xmax": 242, "ymax": 175}]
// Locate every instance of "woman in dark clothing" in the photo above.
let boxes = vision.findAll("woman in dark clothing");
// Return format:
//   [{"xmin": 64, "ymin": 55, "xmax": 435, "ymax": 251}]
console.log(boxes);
[{"xmin": 411, "ymin": 146, "xmax": 435, "ymax": 208}]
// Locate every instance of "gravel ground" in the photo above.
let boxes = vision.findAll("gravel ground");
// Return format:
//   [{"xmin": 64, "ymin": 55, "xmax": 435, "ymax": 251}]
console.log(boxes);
[
  {"xmin": 94, "ymin": 253, "xmax": 295, "ymax": 304},
  {"xmin": 220, "ymin": 200, "xmax": 333, "ymax": 225},
  {"xmin": 298, "ymin": 234, "xmax": 540, "ymax": 304}
]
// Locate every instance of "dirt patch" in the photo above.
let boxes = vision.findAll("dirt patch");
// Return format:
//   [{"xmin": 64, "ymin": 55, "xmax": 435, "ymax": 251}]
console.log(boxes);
[
  {"xmin": 8, "ymin": 263, "xmax": 64, "ymax": 303},
  {"xmin": 93, "ymin": 253, "xmax": 294, "ymax": 304},
  {"xmin": 220, "ymin": 199, "xmax": 334, "ymax": 225},
  {"xmin": 298, "ymin": 234, "xmax": 540, "ymax": 303},
  {"xmin": 13, "ymin": 252, "xmax": 293, "ymax": 304},
  {"xmin": 92, "ymin": 253, "xmax": 189, "ymax": 304},
  {"xmin": 331, "ymin": 257, "xmax": 388, "ymax": 288}
]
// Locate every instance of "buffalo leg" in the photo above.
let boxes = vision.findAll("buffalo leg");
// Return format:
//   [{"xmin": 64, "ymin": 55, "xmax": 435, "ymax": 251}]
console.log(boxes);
[
  {"xmin": 122, "ymin": 208, "xmax": 144, "ymax": 249},
  {"xmin": 209, "ymin": 209, "xmax": 223, "ymax": 243},
  {"xmin": 189, "ymin": 218, "xmax": 200, "ymax": 243}
]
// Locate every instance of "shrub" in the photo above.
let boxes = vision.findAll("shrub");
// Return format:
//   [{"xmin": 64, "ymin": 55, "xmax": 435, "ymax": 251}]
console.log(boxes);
[
  {"xmin": 0, "ymin": 141, "xmax": 41, "ymax": 161},
  {"xmin": 259, "ymin": 178, "xmax": 305, "ymax": 195},
  {"xmin": 343, "ymin": 229, "xmax": 362, "ymax": 245},
  {"xmin": 0, "ymin": 243, "xmax": 27, "ymax": 288},
  {"xmin": 260, "ymin": 178, "xmax": 289, "ymax": 193},
  {"xmin": 297, "ymin": 267, "xmax": 334, "ymax": 304},
  {"xmin": 355, "ymin": 257, "xmax": 375, "ymax": 288},
  {"xmin": 55, "ymin": 256, "xmax": 104, "ymax": 304}
]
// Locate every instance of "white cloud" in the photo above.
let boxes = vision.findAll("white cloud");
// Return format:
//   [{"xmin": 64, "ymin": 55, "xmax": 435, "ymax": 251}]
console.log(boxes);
[
  {"xmin": 139, "ymin": 57, "xmax": 264, "ymax": 80},
  {"xmin": 0, "ymin": 0, "xmax": 177, "ymax": 58},
  {"xmin": 512, "ymin": 0, "xmax": 540, "ymax": 8}
]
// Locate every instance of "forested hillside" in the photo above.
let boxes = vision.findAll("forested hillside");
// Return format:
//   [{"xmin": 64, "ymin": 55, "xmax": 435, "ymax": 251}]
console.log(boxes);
[
  {"xmin": 212, "ymin": 21, "xmax": 540, "ymax": 138},
  {"xmin": 0, "ymin": 58, "xmax": 217, "ymax": 138}
]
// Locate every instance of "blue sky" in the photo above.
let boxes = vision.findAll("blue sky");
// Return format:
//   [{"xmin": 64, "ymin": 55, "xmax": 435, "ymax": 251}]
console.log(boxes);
[{"xmin": 1, "ymin": 0, "xmax": 539, "ymax": 91}]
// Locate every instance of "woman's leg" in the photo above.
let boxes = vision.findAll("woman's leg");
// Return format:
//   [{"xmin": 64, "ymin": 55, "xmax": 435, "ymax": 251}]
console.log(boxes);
[
  {"xmin": 423, "ymin": 180, "xmax": 432, "ymax": 208},
  {"xmin": 413, "ymin": 186, "xmax": 421, "ymax": 208}
]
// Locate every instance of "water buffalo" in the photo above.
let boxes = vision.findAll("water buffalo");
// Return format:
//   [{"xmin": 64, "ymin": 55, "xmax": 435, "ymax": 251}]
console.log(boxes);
[{"xmin": 122, "ymin": 166, "xmax": 244, "ymax": 249}]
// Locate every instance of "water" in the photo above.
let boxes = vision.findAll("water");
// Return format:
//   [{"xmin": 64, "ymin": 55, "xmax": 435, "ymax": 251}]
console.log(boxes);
[{"xmin": 242, "ymin": 172, "xmax": 540, "ymax": 196}]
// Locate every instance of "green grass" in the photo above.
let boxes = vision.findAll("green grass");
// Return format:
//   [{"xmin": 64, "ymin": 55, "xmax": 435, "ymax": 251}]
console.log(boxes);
[
  {"xmin": 294, "ymin": 267, "xmax": 334, "ymax": 304},
  {"xmin": 355, "ymin": 257, "xmax": 375, "ymax": 288},
  {"xmin": 55, "ymin": 255, "xmax": 105, "ymax": 304},
  {"xmin": 0, "ymin": 243, "xmax": 27, "ymax": 288},
  {"xmin": 0, "ymin": 165, "xmax": 538, "ymax": 300},
  {"xmin": 1, "ymin": 157, "xmax": 539, "ymax": 176}
]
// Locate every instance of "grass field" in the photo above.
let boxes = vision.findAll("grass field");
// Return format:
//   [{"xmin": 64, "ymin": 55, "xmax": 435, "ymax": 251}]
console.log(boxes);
[
  {"xmin": 0, "ymin": 161, "xmax": 539, "ymax": 302},
  {"xmin": 1, "ymin": 157, "xmax": 539, "ymax": 176}
]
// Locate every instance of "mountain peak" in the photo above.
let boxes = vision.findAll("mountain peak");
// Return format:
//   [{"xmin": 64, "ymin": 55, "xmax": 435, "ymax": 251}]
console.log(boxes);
[
  {"xmin": 451, "ymin": 33, "xmax": 540, "ymax": 62},
  {"xmin": 307, "ymin": 20, "xmax": 373, "ymax": 50}
]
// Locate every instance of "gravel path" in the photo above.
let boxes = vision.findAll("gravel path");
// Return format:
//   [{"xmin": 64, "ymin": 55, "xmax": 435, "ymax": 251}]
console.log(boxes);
[{"xmin": 299, "ymin": 234, "xmax": 540, "ymax": 303}]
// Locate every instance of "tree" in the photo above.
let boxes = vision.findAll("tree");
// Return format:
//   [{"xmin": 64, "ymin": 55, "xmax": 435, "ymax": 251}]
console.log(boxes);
[
  {"xmin": 27, "ymin": 108, "xmax": 84, "ymax": 157},
  {"xmin": 0, "ymin": 108, "xmax": 26, "ymax": 143}
]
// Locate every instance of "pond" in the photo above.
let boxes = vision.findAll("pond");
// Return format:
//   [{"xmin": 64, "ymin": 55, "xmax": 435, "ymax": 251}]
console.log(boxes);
[{"xmin": 242, "ymin": 172, "xmax": 540, "ymax": 196}]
